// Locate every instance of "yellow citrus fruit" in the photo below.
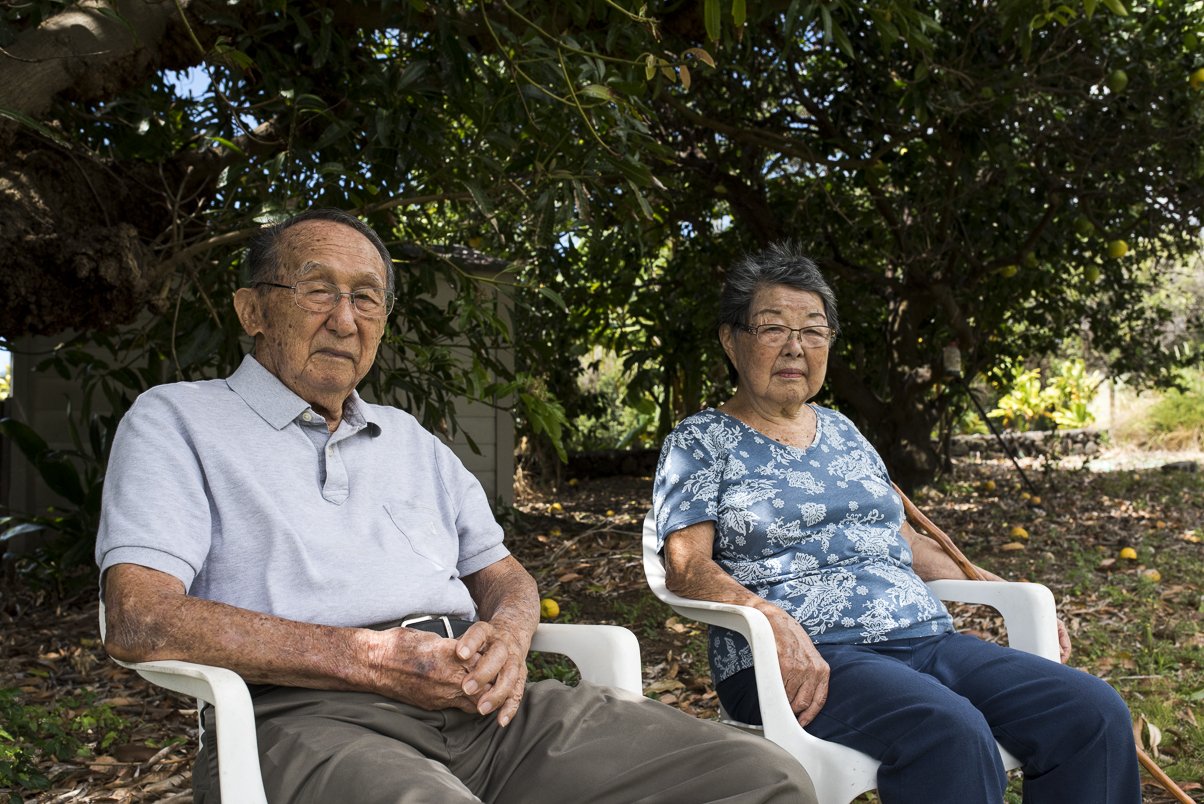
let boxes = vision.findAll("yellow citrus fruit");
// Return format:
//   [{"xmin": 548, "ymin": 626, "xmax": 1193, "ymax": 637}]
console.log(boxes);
[
  {"xmin": 982, "ymin": 479, "xmax": 997, "ymax": 492},
  {"xmin": 1010, "ymin": 525, "xmax": 1030, "ymax": 540},
  {"xmin": 550, "ymin": 501, "xmax": 563, "ymax": 512},
  {"xmin": 1190, "ymin": 67, "xmax": 1204, "ymax": 90},
  {"xmin": 999, "ymin": 264, "xmax": 1019, "ymax": 278},
  {"xmin": 567, "ymin": 478, "xmax": 579, "ymax": 487},
  {"xmin": 1119, "ymin": 546, "xmax": 1138, "ymax": 560},
  {"xmin": 540, "ymin": 598, "xmax": 560, "ymax": 618},
  {"xmin": 1029, "ymin": 495, "xmax": 1042, "ymax": 506},
  {"xmin": 1155, "ymin": 520, "xmax": 1167, "ymax": 529},
  {"xmin": 1140, "ymin": 568, "xmax": 1162, "ymax": 583},
  {"xmin": 605, "ymin": 509, "xmax": 615, "ymax": 517},
  {"xmin": 1002, "ymin": 542, "xmax": 1026, "ymax": 551},
  {"xmin": 1107, "ymin": 239, "xmax": 1129, "ymax": 258},
  {"xmin": 1019, "ymin": 490, "xmax": 1031, "ymax": 501}
]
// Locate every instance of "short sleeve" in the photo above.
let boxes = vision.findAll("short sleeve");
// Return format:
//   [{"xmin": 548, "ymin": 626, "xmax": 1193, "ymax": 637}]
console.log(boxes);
[
  {"xmin": 96, "ymin": 389, "xmax": 214, "ymax": 591},
  {"xmin": 433, "ymin": 438, "xmax": 510, "ymax": 577},
  {"xmin": 652, "ymin": 414, "xmax": 726, "ymax": 552}
]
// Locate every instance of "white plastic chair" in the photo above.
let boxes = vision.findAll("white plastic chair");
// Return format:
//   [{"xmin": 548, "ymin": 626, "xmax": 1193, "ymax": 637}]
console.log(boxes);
[
  {"xmin": 100, "ymin": 602, "xmax": 643, "ymax": 804},
  {"xmin": 641, "ymin": 510, "xmax": 1061, "ymax": 804}
]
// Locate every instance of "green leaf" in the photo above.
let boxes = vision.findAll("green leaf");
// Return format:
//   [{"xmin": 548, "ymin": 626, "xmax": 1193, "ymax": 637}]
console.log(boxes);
[
  {"xmin": 682, "ymin": 47, "xmax": 716, "ymax": 69},
  {"xmin": 732, "ymin": 0, "xmax": 747, "ymax": 28},
  {"xmin": 1100, "ymin": 0, "xmax": 1127, "ymax": 14},
  {"xmin": 580, "ymin": 84, "xmax": 614, "ymax": 102},
  {"xmin": 538, "ymin": 286, "xmax": 568, "ymax": 311},
  {"xmin": 464, "ymin": 180, "xmax": 497, "ymax": 219},
  {"xmin": 36, "ymin": 455, "xmax": 86, "ymax": 505},
  {"xmin": 0, "ymin": 107, "xmax": 72, "ymax": 148},
  {"xmin": 206, "ymin": 136, "xmax": 244, "ymax": 154},
  {"xmin": 704, "ymin": 0, "xmax": 721, "ymax": 42},
  {"xmin": 0, "ymin": 418, "xmax": 49, "ymax": 464},
  {"xmin": 1, "ymin": 523, "xmax": 48, "ymax": 543}
]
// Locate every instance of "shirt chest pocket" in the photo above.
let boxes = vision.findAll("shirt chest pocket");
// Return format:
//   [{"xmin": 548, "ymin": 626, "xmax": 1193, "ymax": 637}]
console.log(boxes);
[{"xmin": 383, "ymin": 503, "xmax": 459, "ymax": 574}]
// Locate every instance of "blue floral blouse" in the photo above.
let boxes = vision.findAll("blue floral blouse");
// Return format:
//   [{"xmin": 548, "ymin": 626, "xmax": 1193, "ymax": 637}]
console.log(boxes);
[{"xmin": 653, "ymin": 407, "xmax": 953, "ymax": 684}]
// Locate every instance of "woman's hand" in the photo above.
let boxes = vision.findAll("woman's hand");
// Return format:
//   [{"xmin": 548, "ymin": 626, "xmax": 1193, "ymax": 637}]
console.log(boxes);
[
  {"xmin": 1056, "ymin": 618, "xmax": 1072, "ymax": 663},
  {"xmin": 762, "ymin": 604, "xmax": 829, "ymax": 726}
]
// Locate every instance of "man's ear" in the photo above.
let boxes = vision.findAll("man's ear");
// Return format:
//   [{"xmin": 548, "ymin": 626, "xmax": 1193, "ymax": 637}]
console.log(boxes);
[{"xmin": 233, "ymin": 288, "xmax": 265, "ymax": 338}]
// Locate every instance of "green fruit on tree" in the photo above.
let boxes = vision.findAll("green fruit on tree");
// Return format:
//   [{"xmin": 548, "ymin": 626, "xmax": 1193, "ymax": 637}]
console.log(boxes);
[
  {"xmin": 999, "ymin": 264, "xmax": 1019, "ymax": 278},
  {"xmin": 1191, "ymin": 67, "xmax": 1204, "ymax": 90},
  {"xmin": 1073, "ymin": 216, "xmax": 1095, "ymax": 237},
  {"xmin": 1107, "ymin": 239, "xmax": 1129, "ymax": 258},
  {"xmin": 1022, "ymin": 252, "xmax": 1038, "ymax": 268},
  {"xmin": 1106, "ymin": 69, "xmax": 1129, "ymax": 94},
  {"xmin": 1085, "ymin": 265, "xmax": 1101, "ymax": 282}
]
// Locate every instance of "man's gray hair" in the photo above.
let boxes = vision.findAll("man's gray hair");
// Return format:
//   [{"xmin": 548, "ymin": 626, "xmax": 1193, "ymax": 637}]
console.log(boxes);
[
  {"xmin": 718, "ymin": 243, "xmax": 840, "ymax": 384},
  {"xmin": 246, "ymin": 208, "xmax": 395, "ymax": 292}
]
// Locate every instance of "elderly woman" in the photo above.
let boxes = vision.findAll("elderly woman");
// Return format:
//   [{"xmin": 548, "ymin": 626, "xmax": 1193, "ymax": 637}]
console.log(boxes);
[{"xmin": 652, "ymin": 244, "xmax": 1140, "ymax": 803}]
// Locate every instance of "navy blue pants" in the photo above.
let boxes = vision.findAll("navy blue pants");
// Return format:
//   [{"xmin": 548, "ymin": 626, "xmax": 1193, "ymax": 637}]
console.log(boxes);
[{"xmin": 717, "ymin": 632, "xmax": 1141, "ymax": 803}]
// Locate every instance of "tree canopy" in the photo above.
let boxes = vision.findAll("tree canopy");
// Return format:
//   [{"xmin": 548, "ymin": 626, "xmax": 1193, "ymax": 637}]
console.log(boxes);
[{"xmin": 2, "ymin": 0, "xmax": 1203, "ymax": 489}]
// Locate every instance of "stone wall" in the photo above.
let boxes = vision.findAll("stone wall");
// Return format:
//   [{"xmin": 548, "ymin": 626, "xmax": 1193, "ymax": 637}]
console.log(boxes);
[{"xmin": 947, "ymin": 428, "xmax": 1105, "ymax": 458}]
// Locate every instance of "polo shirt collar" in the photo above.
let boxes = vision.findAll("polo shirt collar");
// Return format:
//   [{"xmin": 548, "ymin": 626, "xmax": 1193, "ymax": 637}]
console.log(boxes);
[{"xmin": 226, "ymin": 354, "xmax": 381, "ymax": 435}]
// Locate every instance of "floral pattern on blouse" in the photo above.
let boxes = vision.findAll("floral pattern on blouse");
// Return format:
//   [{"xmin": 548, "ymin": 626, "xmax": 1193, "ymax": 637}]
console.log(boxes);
[{"xmin": 653, "ymin": 407, "xmax": 953, "ymax": 684}]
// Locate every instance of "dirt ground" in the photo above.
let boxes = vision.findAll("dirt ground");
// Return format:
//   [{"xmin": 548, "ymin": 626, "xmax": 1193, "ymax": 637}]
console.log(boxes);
[{"xmin": 3, "ymin": 448, "xmax": 1202, "ymax": 802}]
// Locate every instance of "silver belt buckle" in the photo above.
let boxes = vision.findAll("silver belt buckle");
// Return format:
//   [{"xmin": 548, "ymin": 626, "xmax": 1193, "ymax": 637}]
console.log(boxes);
[{"xmin": 402, "ymin": 614, "xmax": 454, "ymax": 637}]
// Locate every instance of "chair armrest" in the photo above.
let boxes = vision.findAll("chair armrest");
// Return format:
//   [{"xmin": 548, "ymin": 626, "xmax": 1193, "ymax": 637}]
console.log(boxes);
[
  {"xmin": 530, "ymin": 623, "xmax": 643, "ymax": 694},
  {"xmin": 112, "ymin": 657, "xmax": 268, "ymax": 804},
  {"xmin": 652, "ymin": 588, "xmax": 806, "ymax": 744},
  {"xmin": 926, "ymin": 579, "xmax": 1061, "ymax": 661}
]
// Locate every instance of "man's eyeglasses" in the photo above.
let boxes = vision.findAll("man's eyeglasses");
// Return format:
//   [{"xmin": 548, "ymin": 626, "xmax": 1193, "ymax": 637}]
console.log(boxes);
[
  {"xmin": 739, "ymin": 323, "xmax": 835, "ymax": 348},
  {"xmin": 253, "ymin": 280, "xmax": 396, "ymax": 318}
]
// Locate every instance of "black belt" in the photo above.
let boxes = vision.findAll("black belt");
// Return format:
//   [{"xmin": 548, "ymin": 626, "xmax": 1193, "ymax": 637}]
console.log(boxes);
[{"xmin": 398, "ymin": 615, "xmax": 474, "ymax": 639}]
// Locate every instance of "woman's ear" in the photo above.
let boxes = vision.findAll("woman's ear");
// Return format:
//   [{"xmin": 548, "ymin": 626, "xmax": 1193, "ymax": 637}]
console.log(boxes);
[
  {"xmin": 233, "ymin": 288, "xmax": 264, "ymax": 338},
  {"xmin": 719, "ymin": 324, "xmax": 739, "ymax": 365}
]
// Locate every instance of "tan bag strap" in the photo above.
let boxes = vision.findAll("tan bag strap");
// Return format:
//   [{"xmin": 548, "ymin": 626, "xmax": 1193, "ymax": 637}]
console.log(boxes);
[{"xmin": 893, "ymin": 483, "xmax": 986, "ymax": 581}]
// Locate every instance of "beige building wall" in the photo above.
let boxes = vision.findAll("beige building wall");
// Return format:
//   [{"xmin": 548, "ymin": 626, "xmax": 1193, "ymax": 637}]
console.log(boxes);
[{"xmin": 2, "ymin": 299, "xmax": 514, "ymax": 522}]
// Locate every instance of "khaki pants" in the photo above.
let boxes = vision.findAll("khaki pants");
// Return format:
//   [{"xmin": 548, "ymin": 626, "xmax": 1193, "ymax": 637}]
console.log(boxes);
[{"xmin": 193, "ymin": 680, "xmax": 813, "ymax": 803}]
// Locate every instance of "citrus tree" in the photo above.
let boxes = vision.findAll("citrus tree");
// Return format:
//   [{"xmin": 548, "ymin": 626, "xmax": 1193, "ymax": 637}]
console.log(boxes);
[
  {"xmin": 517, "ymin": 0, "xmax": 1204, "ymax": 486},
  {"xmin": 2, "ymin": 0, "xmax": 1202, "ymax": 494}
]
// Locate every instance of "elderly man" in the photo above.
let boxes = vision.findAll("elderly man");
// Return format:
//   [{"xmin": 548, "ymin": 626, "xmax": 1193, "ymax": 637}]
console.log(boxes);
[{"xmin": 97, "ymin": 209, "xmax": 811, "ymax": 803}]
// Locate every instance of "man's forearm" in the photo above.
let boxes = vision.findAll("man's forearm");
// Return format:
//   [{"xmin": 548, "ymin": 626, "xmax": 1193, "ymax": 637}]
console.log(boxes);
[
  {"xmin": 463, "ymin": 556, "xmax": 540, "ymax": 643},
  {"xmin": 104, "ymin": 563, "xmax": 387, "ymax": 691}
]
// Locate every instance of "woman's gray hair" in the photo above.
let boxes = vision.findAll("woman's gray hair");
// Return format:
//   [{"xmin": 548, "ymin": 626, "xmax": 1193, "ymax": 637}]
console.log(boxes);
[
  {"xmin": 719, "ymin": 243, "xmax": 840, "ymax": 384},
  {"xmin": 246, "ymin": 208, "xmax": 395, "ymax": 292}
]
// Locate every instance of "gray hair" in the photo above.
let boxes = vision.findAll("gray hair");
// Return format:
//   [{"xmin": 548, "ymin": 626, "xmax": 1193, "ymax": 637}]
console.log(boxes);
[
  {"xmin": 246, "ymin": 208, "xmax": 395, "ymax": 292},
  {"xmin": 719, "ymin": 243, "xmax": 840, "ymax": 383}
]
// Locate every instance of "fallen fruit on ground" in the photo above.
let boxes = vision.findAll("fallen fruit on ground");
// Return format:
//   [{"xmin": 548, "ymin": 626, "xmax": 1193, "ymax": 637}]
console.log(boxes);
[
  {"xmin": 1010, "ymin": 525, "xmax": 1030, "ymax": 540},
  {"xmin": 540, "ymin": 598, "xmax": 560, "ymax": 618},
  {"xmin": 1139, "ymin": 568, "xmax": 1162, "ymax": 583},
  {"xmin": 1119, "ymin": 546, "xmax": 1138, "ymax": 560}
]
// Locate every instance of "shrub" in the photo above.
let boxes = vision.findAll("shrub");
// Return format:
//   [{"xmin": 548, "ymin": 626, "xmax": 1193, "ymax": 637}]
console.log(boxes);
[
  {"xmin": 1115, "ymin": 371, "xmax": 1204, "ymax": 450},
  {"xmin": 0, "ymin": 687, "xmax": 126, "ymax": 794},
  {"xmin": 988, "ymin": 359, "xmax": 1102, "ymax": 431}
]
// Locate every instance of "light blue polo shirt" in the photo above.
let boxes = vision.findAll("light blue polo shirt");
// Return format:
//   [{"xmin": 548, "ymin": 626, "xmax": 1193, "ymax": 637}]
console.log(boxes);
[{"xmin": 96, "ymin": 355, "xmax": 510, "ymax": 627}]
